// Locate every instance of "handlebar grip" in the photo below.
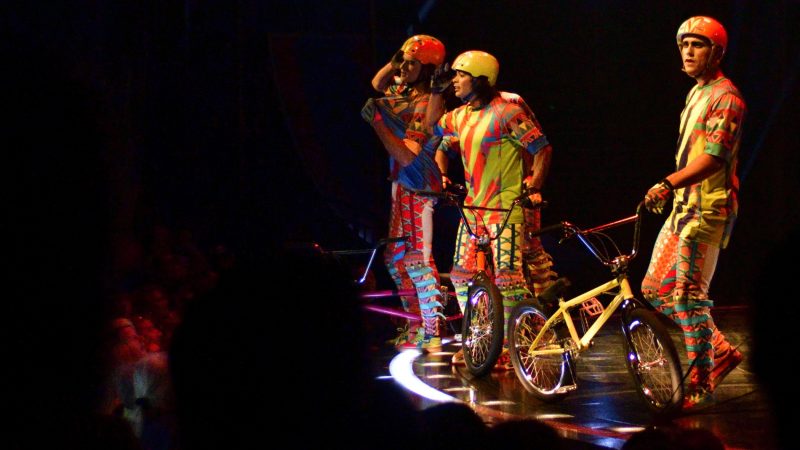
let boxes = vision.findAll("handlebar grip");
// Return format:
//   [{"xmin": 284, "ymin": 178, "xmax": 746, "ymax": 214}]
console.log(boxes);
[
  {"xmin": 411, "ymin": 184, "xmax": 467, "ymax": 201},
  {"xmin": 636, "ymin": 200, "xmax": 646, "ymax": 216},
  {"xmin": 411, "ymin": 189, "xmax": 446, "ymax": 198},
  {"xmin": 521, "ymin": 198, "xmax": 548, "ymax": 210},
  {"xmin": 529, "ymin": 221, "xmax": 565, "ymax": 238},
  {"xmin": 449, "ymin": 183, "xmax": 467, "ymax": 196},
  {"xmin": 379, "ymin": 236, "xmax": 408, "ymax": 245}
]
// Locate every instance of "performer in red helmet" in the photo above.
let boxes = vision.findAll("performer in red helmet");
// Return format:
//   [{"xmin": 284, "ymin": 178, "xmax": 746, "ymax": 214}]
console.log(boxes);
[
  {"xmin": 361, "ymin": 35, "xmax": 447, "ymax": 352},
  {"xmin": 642, "ymin": 16, "xmax": 746, "ymax": 409}
]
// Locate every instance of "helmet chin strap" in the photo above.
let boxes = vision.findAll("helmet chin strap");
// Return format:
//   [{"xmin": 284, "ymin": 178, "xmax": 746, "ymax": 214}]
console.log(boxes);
[{"xmin": 460, "ymin": 91, "xmax": 476, "ymax": 103}]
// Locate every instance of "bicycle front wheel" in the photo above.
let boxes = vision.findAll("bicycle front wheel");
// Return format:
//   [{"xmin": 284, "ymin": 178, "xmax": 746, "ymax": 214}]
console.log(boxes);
[
  {"xmin": 462, "ymin": 272, "xmax": 504, "ymax": 376},
  {"xmin": 508, "ymin": 300, "xmax": 573, "ymax": 401},
  {"xmin": 621, "ymin": 307, "xmax": 683, "ymax": 416}
]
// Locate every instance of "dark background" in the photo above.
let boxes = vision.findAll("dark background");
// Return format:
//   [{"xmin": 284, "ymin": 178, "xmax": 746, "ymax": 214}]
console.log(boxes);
[{"xmin": 6, "ymin": 0, "xmax": 799, "ymax": 305}]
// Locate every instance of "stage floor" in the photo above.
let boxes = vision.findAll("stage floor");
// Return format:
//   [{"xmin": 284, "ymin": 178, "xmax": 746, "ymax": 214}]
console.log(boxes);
[{"xmin": 369, "ymin": 306, "xmax": 779, "ymax": 449}]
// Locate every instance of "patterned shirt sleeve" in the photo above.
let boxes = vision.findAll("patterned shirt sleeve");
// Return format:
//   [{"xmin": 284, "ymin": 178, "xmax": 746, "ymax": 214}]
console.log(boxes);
[
  {"xmin": 502, "ymin": 103, "xmax": 549, "ymax": 155},
  {"xmin": 434, "ymin": 109, "xmax": 457, "ymax": 136},
  {"xmin": 704, "ymin": 92, "xmax": 746, "ymax": 164},
  {"xmin": 404, "ymin": 95, "xmax": 430, "ymax": 146},
  {"xmin": 436, "ymin": 135, "xmax": 459, "ymax": 157}
]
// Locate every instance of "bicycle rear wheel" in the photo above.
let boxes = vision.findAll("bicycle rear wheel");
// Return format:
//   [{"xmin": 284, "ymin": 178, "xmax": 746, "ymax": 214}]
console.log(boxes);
[
  {"xmin": 508, "ymin": 300, "xmax": 573, "ymax": 400},
  {"xmin": 621, "ymin": 307, "xmax": 683, "ymax": 416},
  {"xmin": 462, "ymin": 272, "xmax": 504, "ymax": 376}
]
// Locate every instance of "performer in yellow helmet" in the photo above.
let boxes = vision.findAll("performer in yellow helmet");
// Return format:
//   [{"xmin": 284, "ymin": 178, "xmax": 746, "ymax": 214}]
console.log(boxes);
[{"xmin": 431, "ymin": 51, "xmax": 556, "ymax": 370}]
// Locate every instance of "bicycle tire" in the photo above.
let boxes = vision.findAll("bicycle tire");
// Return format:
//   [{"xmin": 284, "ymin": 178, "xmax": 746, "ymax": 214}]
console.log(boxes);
[
  {"xmin": 621, "ymin": 307, "xmax": 683, "ymax": 416},
  {"xmin": 508, "ymin": 300, "xmax": 573, "ymax": 401},
  {"xmin": 462, "ymin": 272, "xmax": 504, "ymax": 376}
]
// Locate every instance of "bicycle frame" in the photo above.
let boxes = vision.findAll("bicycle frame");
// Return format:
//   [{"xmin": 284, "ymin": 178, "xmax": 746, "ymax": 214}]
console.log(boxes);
[
  {"xmin": 510, "ymin": 202, "xmax": 684, "ymax": 415},
  {"xmin": 529, "ymin": 275, "xmax": 634, "ymax": 355},
  {"xmin": 329, "ymin": 236, "xmax": 409, "ymax": 287},
  {"xmin": 526, "ymin": 207, "xmax": 643, "ymax": 356},
  {"xmin": 324, "ymin": 236, "xmax": 462, "ymax": 323},
  {"xmin": 414, "ymin": 184, "xmax": 545, "ymax": 272}
]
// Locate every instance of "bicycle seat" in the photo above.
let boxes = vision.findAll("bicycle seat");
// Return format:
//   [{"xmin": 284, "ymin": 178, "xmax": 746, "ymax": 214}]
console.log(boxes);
[{"xmin": 537, "ymin": 277, "xmax": 571, "ymax": 310}]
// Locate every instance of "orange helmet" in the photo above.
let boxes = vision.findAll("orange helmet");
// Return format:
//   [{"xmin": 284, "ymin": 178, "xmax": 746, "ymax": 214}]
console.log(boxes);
[
  {"xmin": 676, "ymin": 16, "xmax": 728, "ymax": 54},
  {"xmin": 401, "ymin": 35, "xmax": 445, "ymax": 66},
  {"xmin": 452, "ymin": 51, "xmax": 500, "ymax": 86}
]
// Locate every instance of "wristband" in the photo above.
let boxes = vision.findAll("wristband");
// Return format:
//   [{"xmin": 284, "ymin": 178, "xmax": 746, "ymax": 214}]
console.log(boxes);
[{"xmin": 660, "ymin": 178, "xmax": 674, "ymax": 191}]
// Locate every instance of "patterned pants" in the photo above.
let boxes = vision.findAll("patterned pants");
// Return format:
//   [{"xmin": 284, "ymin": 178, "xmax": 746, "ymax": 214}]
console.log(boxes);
[
  {"xmin": 384, "ymin": 183, "xmax": 443, "ymax": 337},
  {"xmin": 641, "ymin": 223, "xmax": 731, "ymax": 388},
  {"xmin": 450, "ymin": 219, "xmax": 531, "ymax": 340},
  {"xmin": 521, "ymin": 206, "xmax": 558, "ymax": 297}
]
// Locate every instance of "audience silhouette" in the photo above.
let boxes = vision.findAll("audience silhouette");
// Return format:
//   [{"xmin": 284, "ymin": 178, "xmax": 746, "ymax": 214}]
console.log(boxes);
[
  {"xmin": 168, "ymin": 244, "xmax": 422, "ymax": 449},
  {"xmin": 621, "ymin": 425, "xmax": 725, "ymax": 450},
  {"xmin": 416, "ymin": 402, "xmax": 488, "ymax": 450},
  {"xmin": 6, "ymin": 39, "xmax": 141, "ymax": 449},
  {"xmin": 488, "ymin": 418, "xmax": 564, "ymax": 450}
]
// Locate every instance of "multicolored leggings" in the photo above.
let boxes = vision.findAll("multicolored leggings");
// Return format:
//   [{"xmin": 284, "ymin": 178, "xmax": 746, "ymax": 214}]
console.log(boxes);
[
  {"xmin": 521, "ymin": 206, "xmax": 558, "ymax": 297},
  {"xmin": 384, "ymin": 183, "xmax": 443, "ymax": 337},
  {"xmin": 449, "ymin": 219, "xmax": 531, "ymax": 339},
  {"xmin": 641, "ymin": 224, "xmax": 727, "ymax": 385}
]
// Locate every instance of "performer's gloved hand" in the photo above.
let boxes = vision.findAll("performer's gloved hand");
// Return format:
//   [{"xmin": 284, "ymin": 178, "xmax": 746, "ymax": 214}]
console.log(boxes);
[
  {"xmin": 430, "ymin": 62, "xmax": 452, "ymax": 94},
  {"xmin": 441, "ymin": 175, "xmax": 452, "ymax": 190},
  {"xmin": 522, "ymin": 177, "xmax": 542, "ymax": 208},
  {"xmin": 525, "ymin": 190, "xmax": 543, "ymax": 209},
  {"xmin": 644, "ymin": 179, "xmax": 674, "ymax": 214},
  {"xmin": 390, "ymin": 50, "xmax": 405, "ymax": 70},
  {"xmin": 361, "ymin": 98, "xmax": 383, "ymax": 124}
]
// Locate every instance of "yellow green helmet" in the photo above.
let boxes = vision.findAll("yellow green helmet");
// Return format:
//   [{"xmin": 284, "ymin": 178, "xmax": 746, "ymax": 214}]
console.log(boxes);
[{"xmin": 451, "ymin": 51, "xmax": 499, "ymax": 86}]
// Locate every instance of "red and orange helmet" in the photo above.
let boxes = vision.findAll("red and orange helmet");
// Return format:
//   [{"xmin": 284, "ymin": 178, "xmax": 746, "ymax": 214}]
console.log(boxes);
[
  {"xmin": 452, "ymin": 51, "xmax": 500, "ymax": 86},
  {"xmin": 676, "ymin": 16, "xmax": 728, "ymax": 55},
  {"xmin": 401, "ymin": 35, "xmax": 446, "ymax": 66}
]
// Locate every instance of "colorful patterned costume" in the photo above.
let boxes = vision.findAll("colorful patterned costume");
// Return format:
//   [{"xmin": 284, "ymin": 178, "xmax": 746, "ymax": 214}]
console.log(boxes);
[
  {"xmin": 434, "ymin": 95, "xmax": 549, "ymax": 334},
  {"xmin": 439, "ymin": 92, "xmax": 558, "ymax": 298},
  {"xmin": 641, "ymin": 77, "xmax": 746, "ymax": 392},
  {"xmin": 502, "ymin": 93, "xmax": 558, "ymax": 297},
  {"xmin": 374, "ymin": 84, "xmax": 444, "ymax": 341}
]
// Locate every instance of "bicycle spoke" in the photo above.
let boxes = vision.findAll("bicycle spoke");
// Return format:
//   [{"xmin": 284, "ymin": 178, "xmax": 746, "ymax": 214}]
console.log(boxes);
[
  {"xmin": 466, "ymin": 292, "xmax": 493, "ymax": 364},
  {"xmin": 629, "ymin": 325, "xmax": 673, "ymax": 403},
  {"xmin": 462, "ymin": 276, "xmax": 505, "ymax": 376},
  {"xmin": 513, "ymin": 307, "xmax": 565, "ymax": 393}
]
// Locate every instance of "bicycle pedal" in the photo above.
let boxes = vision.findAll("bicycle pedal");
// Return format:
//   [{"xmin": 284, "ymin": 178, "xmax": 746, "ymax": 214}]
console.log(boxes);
[
  {"xmin": 581, "ymin": 297, "xmax": 604, "ymax": 317},
  {"xmin": 555, "ymin": 383, "xmax": 578, "ymax": 394}
]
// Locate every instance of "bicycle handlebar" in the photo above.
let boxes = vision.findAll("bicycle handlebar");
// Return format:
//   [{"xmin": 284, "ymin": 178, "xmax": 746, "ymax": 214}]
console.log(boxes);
[
  {"xmin": 533, "ymin": 201, "xmax": 647, "ymax": 269},
  {"xmin": 529, "ymin": 221, "xmax": 567, "ymax": 238},
  {"xmin": 410, "ymin": 184, "xmax": 466, "ymax": 202},
  {"xmin": 377, "ymin": 236, "xmax": 408, "ymax": 246},
  {"xmin": 412, "ymin": 184, "xmax": 547, "ymax": 242},
  {"xmin": 413, "ymin": 184, "xmax": 548, "ymax": 210}
]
